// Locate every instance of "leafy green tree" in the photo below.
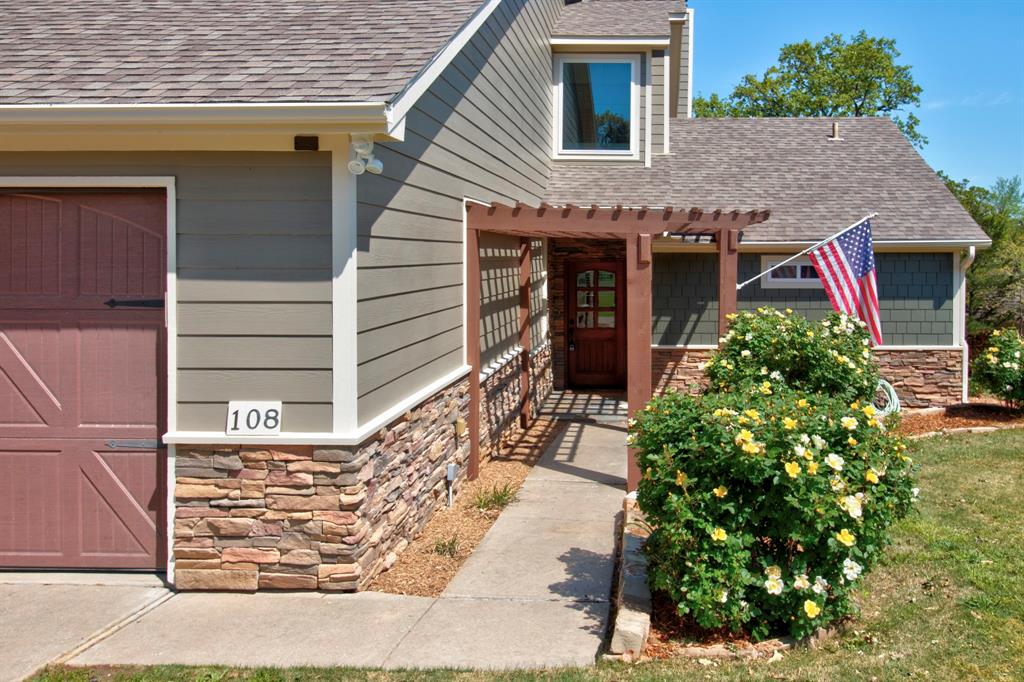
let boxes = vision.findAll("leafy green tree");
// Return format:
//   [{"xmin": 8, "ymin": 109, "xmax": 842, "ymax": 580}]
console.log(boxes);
[
  {"xmin": 695, "ymin": 31, "xmax": 926, "ymax": 147},
  {"xmin": 941, "ymin": 173, "xmax": 1024, "ymax": 334}
]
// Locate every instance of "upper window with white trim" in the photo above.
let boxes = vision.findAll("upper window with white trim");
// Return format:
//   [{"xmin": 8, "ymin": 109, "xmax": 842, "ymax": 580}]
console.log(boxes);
[
  {"xmin": 555, "ymin": 54, "xmax": 639, "ymax": 159},
  {"xmin": 761, "ymin": 255, "xmax": 823, "ymax": 289}
]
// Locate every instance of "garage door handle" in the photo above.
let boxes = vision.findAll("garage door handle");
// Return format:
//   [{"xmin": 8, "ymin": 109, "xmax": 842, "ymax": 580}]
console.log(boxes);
[
  {"xmin": 106, "ymin": 439, "xmax": 165, "ymax": 449},
  {"xmin": 104, "ymin": 298, "xmax": 164, "ymax": 308}
]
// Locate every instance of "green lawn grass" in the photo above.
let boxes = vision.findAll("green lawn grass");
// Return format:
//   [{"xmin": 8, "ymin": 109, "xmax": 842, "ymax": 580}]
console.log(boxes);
[{"xmin": 37, "ymin": 430, "xmax": 1024, "ymax": 682}]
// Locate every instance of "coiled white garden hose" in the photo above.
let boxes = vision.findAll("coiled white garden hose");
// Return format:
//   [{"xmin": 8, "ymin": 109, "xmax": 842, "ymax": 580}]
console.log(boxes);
[{"xmin": 874, "ymin": 379, "xmax": 901, "ymax": 417}]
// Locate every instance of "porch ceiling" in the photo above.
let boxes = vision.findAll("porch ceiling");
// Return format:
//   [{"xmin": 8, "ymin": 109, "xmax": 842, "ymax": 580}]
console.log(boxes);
[{"xmin": 466, "ymin": 201, "xmax": 771, "ymax": 238}]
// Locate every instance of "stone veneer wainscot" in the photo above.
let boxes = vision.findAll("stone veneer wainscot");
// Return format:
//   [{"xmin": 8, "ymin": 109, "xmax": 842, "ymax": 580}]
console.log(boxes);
[{"xmin": 173, "ymin": 378, "xmax": 471, "ymax": 591}]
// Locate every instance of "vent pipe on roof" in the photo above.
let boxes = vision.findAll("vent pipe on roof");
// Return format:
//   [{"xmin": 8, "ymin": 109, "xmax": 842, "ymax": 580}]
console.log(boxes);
[{"xmin": 828, "ymin": 121, "xmax": 843, "ymax": 141}]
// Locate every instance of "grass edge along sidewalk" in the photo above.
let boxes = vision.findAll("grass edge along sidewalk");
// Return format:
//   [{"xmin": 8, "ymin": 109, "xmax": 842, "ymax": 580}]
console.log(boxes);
[{"xmin": 36, "ymin": 429, "xmax": 1024, "ymax": 682}]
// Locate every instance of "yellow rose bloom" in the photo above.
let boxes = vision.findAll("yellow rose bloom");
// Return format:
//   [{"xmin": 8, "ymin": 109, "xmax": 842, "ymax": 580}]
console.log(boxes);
[
  {"xmin": 735, "ymin": 429, "xmax": 754, "ymax": 444},
  {"xmin": 783, "ymin": 417, "xmax": 798, "ymax": 430},
  {"xmin": 797, "ymin": 398, "xmax": 809, "ymax": 408},
  {"xmin": 744, "ymin": 409, "xmax": 761, "ymax": 421},
  {"xmin": 676, "ymin": 470, "xmax": 688, "ymax": 487},
  {"xmin": 836, "ymin": 528, "xmax": 856, "ymax": 547},
  {"xmin": 710, "ymin": 527, "xmax": 727, "ymax": 542},
  {"xmin": 807, "ymin": 461, "xmax": 819, "ymax": 475},
  {"xmin": 785, "ymin": 461, "xmax": 801, "ymax": 478},
  {"xmin": 862, "ymin": 405, "xmax": 877, "ymax": 417},
  {"xmin": 848, "ymin": 436, "xmax": 858, "ymax": 446},
  {"xmin": 865, "ymin": 470, "xmax": 879, "ymax": 484},
  {"xmin": 804, "ymin": 600, "xmax": 822, "ymax": 618},
  {"xmin": 760, "ymin": 381, "xmax": 773, "ymax": 395},
  {"xmin": 741, "ymin": 441, "xmax": 762, "ymax": 455}
]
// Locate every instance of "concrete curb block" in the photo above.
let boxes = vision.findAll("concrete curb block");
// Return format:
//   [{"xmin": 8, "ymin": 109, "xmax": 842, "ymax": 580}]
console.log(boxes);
[
  {"xmin": 908, "ymin": 424, "xmax": 1022, "ymax": 440},
  {"xmin": 607, "ymin": 499, "xmax": 651, "ymax": 660}
]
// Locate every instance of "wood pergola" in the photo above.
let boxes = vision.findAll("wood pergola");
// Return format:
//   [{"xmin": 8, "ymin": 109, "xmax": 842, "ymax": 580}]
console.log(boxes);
[{"xmin": 466, "ymin": 201, "xmax": 771, "ymax": 490}]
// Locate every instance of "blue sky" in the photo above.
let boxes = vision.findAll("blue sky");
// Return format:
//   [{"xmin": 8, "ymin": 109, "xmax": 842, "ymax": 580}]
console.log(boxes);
[{"xmin": 689, "ymin": 0, "xmax": 1024, "ymax": 188}]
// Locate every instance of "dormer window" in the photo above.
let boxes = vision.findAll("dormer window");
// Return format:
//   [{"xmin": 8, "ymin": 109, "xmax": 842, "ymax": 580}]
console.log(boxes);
[{"xmin": 555, "ymin": 54, "xmax": 640, "ymax": 159}]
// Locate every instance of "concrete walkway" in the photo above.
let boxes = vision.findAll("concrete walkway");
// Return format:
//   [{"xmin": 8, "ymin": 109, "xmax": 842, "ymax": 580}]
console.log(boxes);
[{"xmin": 6, "ymin": 420, "xmax": 626, "ymax": 676}]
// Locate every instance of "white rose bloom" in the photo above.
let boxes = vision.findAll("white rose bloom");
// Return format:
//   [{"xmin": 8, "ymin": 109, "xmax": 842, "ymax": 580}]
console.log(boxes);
[
  {"xmin": 764, "ymin": 565, "xmax": 782, "ymax": 579},
  {"xmin": 770, "ymin": 370, "xmax": 784, "ymax": 381},
  {"xmin": 741, "ymin": 349, "xmax": 751, "ymax": 358},
  {"xmin": 760, "ymin": 366, "xmax": 769, "ymax": 375},
  {"xmin": 843, "ymin": 558, "xmax": 863, "ymax": 581},
  {"xmin": 764, "ymin": 577, "xmax": 784, "ymax": 595},
  {"xmin": 812, "ymin": 576, "xmax": 829, "ymax": 594},
  {"xmin": 830, "ymin": 476, "xmax": 846, "ymax": 492},
  {"xmin": 745, "ymin": 333, "xmax": 754, "ymax": 341},
  {"xmin": 841, "ymin": 495, "xmax": 863, "ymax": 519},
  {"xmin": 719, "ymin": 590, "xmax": 729, "ymax": 603},
  {"xmin": 912, "ymin": 487, "xmax": 920, "ymax": 499},
  {"xmin": 793, "ymin": 574, "xmax": 810, "ymax": 590},
  {"xmin": 812, "ymin": 434, "xmax": 827, "ymax": 450},
  {"xmin": 794, "ymin": 445, "xmax": 808, "ymax": 459},
  {"xmin": 825, "ymin": 453, "xmax": 845, "ymax": 471},
  {"xmin": 800, "ymin": 433, "xmax": 811, "ymax": 445}
]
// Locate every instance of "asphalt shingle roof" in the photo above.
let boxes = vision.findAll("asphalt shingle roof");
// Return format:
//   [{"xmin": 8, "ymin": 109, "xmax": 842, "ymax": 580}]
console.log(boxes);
[
  {"xmin": 545, "ymin": 117, "xmax": 989, "ymax": 243},
  {"xmin": 0, "ymin": 0, "xmax": 484, "ymax": 105},
  {"xmin": 552, "ymin": 0, "xmax": 684, "ymax": 37}
]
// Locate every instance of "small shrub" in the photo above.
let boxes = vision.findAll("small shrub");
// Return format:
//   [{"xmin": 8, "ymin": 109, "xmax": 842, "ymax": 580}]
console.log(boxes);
[
  {"xmin": 971, "ymin": 328, "xmax": 1024, "ymax": 408},
  {"xmin": 704, "ymin": 309, "xmax": 879, "ymax": 404},
  {"xmin": 473, "ymin": 483, "xmax": 517, "ymax": 511},
  {"xmin": 628, "ymin": 384, "xmax": 917, "ymax": 640},
  {"xmin": 432, "ymin": 535, "xmax": 460, "ymax": 558}
]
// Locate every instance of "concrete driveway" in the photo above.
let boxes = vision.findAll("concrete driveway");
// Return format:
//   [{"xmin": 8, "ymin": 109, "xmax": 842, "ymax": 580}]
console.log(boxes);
[{"xmin": 0, "ymin": 573, "xmax": 170, "ymax": 682}]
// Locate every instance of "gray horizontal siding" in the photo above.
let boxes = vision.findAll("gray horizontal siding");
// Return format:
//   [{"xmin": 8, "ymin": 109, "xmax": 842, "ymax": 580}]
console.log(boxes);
[
  {"xmin": 651, "ymin": 50, "xmax": 665, "ymax": 153},
  {"xmin": 0, "ymin": 150, "xmax": 333, "ymax": 432},
  {"xmin": 652, "ymin": 252, "xmax": 955, "ymax": 346},
  {"xmin": 355, "ymin": 0, "xmax": 561, "ymax": 422}
]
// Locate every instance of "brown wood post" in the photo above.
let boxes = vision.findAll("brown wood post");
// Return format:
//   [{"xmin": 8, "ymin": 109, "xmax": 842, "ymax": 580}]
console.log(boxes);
[
  {"xmin": 625, "ymin": 234, "xmax": 653, "ymax": 492},
  {"xmin": 718, "ymin": 227, "xmax": 739, "ymax": 335},
  {"xmin": 518, "ymin": 237, "xmax": 532, "ymax": 428},
  {"xmin": 467, "ymin": 227, "xmax": 482, "ymax": 481}
]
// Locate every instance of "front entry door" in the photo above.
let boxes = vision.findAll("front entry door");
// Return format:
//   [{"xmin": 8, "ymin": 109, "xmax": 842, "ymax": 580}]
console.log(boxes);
[
  {"xmin": 0, "ymin": 190, "xmax": 167, "ymax": 569},
  {"xmin": 567, "ymin": 260, "xmax": 625, "ymax": 388}
]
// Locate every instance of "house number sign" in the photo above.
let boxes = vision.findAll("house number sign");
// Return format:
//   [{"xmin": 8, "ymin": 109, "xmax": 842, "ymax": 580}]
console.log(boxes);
[{"xmin": 226, "ymin": 401, "xmax": 283, "ymax": 435}]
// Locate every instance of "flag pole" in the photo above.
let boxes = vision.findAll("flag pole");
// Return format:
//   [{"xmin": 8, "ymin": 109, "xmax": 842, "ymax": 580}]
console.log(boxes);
[{"xmin": 736, "ymin": 212, "xmax": 878, "ymax": 291}]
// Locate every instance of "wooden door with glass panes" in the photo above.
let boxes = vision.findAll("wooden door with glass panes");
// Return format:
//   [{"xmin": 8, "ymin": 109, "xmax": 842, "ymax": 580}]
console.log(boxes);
[{"xmin": 567, "ymin": 260, "xmax": 626, "ymax": 388}]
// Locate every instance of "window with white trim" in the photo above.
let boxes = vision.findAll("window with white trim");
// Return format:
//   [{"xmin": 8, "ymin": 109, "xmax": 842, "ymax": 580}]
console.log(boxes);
[
  {"xmin": 761, "ymin": 255, "xmax": 823, "ymax": 289},
  {"xmin": 555, "ymin": 54, "xmax": 640, "ymax": 159}
]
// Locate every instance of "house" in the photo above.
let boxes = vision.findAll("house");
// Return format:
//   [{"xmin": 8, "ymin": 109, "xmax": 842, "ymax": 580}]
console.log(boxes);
[{"xmin": 0, "ymin": 0, "xmax": 988, "ymax": 591}]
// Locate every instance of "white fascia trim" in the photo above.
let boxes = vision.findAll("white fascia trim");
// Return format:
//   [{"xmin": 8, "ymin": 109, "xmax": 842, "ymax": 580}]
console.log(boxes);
[
  {"xmin": 663, "ymin": 51, "xmax": 671, "ymax": 153},
  {"xmin": 330, "ymin": 140, "xmax": 359, "ymax": 434},
  {"xmin": 550, "ymin": 36, "xmax": 670, "ymax": 46},
  {"xmin": 164, "ymin": 364, "xmax": 473, "ymax": 447},
  {"xmin": 685, "ymin": 7, "xmax": 694, "ymax": 118},
  {"xmin": 0, "ymin": 101, "xmax": 388, "ymax": 126},
  {"xmin": 739, "ymin": 239, "xmax": 993, "ymax": 250},
  {"xmin": 386, "ymin": 0, "xmax": 502, "ymax": 128},
  {"xmin": 645, "ymin": 51, "xmax": 653, "ymax": 168}
]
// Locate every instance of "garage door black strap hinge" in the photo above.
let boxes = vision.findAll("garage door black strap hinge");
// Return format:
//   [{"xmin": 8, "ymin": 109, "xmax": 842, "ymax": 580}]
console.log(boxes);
[{"xmin": 103, "ymin": 298, "xmax": 165, "ymax": 308}]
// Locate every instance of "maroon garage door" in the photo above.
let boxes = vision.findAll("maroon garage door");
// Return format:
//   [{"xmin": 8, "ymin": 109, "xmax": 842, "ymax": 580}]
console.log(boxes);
[{"xmin": 0, "ymin": 190, "xmax": 167, "ymax": 569}]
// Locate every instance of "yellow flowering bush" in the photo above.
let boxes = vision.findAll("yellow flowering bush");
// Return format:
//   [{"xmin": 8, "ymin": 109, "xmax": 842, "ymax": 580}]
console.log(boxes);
[
  {"xmin": 630, "ymin": 383, "xmax": 917, "ymax": 640},
  {"xmin": 971, "ymin": 328, "xmax": 1023, "ymax": 408},
  {"xmin": 705, "ymin": 309, "xmax": 879, "ymax": 404}
]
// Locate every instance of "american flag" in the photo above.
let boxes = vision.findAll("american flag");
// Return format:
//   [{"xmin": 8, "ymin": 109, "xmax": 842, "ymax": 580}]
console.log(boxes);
[{"xmin": 807, "ymin": 218, "xmax": 883, "ymax": 346}]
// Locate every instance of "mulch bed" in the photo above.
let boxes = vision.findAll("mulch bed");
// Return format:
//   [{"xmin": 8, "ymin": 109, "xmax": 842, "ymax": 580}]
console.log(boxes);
[
  {"xmin": 896, "ymin": 402, "xmax": 1024, "ymax": 436},
  {"xmin": 368, "ymin": 416, "xmax": 566, "ymax": 597}
]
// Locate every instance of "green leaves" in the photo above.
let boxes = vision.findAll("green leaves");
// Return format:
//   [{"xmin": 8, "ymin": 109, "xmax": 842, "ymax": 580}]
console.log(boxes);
[
  {"xmin": 630, "ymin": 317, "xmax": 917, "ymax": 640},
  {"xmin": 693, "ymin": 30, "xmax": 926, "ymax": 148}
]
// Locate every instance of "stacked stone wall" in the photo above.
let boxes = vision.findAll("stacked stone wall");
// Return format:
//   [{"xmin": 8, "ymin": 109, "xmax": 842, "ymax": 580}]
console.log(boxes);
[{"xmin": 173, "ymin": 378, "xmax": 470, "ymax": 591}]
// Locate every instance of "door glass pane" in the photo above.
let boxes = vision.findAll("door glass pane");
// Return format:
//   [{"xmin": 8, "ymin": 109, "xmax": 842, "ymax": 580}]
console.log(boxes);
[
  {"xmin": 576, "ymin": 270, "xmax": 594, "ymax": 287},
  {"xmin": 597, "ymin": 291, "xmax": 615, "ymax": 308},
  {"xmin": 597, "ymin": 311, "xmax": 615, "ymax": 328},
  {"xmin": 576, "ymin": 312, "xmax": 594, "ymax": 328},
  {"xmin": 598, "ymin": 270, "xmax": 616, "ymax": 287},
  {"xmin": 577, "ymin": 291, "xmax": 594, "ymax": 308}
]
